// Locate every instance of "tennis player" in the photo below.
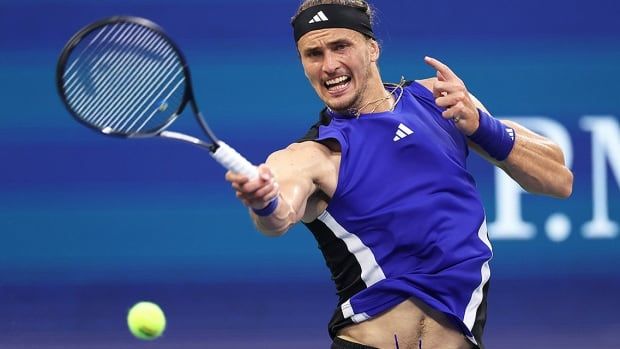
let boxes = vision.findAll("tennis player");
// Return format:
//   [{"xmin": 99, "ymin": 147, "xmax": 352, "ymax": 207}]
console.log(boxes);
[{"xmin": 226, "ymin": 1, "xmax": 573, "ymax": 348}]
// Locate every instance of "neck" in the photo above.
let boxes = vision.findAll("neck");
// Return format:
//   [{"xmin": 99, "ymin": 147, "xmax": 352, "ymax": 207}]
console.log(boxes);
[
  {"xmin": 356, "ymin": 89, "xmax": 394, "ymax": 115},
  {"xmin": 353, "ymin": 66, "xmax": 392, "ymax": 115},
  {"xmin": 342, "ymin": 76, "xmax": 406, "ymax": 118},
  {"xmin": 350, "ymin": 76, "xmax": 402, "ymax": 117}
]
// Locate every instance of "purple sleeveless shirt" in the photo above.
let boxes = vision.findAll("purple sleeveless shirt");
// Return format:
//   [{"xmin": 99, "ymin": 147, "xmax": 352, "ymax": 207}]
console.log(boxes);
[{"xmin": 301, "ymin": 81, "xmax": 492, "ymax": 347}]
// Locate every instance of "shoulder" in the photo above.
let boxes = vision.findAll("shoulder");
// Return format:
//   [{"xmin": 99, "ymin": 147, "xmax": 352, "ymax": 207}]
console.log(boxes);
[
  {"xmin": 267, "ymin": 141, "xmax": 336, "ymax": 177},
  {"xmin": 267, "ymin": 141, "xmax": 339, "ymax": 202},
  {"xmin": 280, "ymin": 140, "xmax": 333, "ymax": 159},
  {"xmin": 400, "ymin": 78, "xmax": 435, "ymax": 102},
  {"xmin": 414, "ymin": 77, "xmax": 436, "ymax": 92}
]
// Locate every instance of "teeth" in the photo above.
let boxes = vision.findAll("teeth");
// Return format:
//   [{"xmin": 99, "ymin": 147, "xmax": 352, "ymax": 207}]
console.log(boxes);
[{"xmin": 326, "ymin": 76, "xmax": 349, "ymax": 86}]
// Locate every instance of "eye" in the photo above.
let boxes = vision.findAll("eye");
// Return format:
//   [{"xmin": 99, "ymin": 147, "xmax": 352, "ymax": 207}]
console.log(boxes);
[{"xmin": 305, "ymin": 50, "xmax": 322, "ymax": 58}]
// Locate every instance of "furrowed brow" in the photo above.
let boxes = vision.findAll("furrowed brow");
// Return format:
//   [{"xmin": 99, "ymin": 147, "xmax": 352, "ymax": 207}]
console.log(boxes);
[
  {"xmin": 302, "ymin": 46, "xmax": 322, "ymax": 56},
  {"xmin": 327, "ymin": 39, "xmax": 352, "ymax": 48}
]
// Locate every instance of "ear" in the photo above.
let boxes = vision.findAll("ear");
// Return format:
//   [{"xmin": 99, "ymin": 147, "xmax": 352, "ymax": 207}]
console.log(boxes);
[{"xmin": 368, "ymin": 39, "xmax": 380, "ymax": 62}]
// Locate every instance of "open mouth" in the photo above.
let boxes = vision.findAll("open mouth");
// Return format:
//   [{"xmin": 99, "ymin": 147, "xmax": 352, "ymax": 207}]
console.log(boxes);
[{"xmin": 324, "ymin": 75, "xmax": 351, "ymax": 93}]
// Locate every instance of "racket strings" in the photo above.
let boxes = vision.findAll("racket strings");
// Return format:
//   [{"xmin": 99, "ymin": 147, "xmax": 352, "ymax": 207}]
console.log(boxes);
[
  {"xmin": 65, "ymin": 23, "xmax": 143, "ymax": 103},
  {"xmin": 91, "ymin": 27, "xmax": 178, "ymax": 130},
  {"xmin": 62, "ymin": 22, "xmax": 186, "ymax": 135},
  {"xmin": 68, "ymin": 24, "xmax": 158, "ymax": 120},
  {"xmin": 64, "ymin": 23, "xmax": 157, "ymax": 122},
  {"xmin": 63, "ymin": 25, "xmax": 117, "ymax": 90},
  {"xmin": 80, "ymin": 26, "xmax": 174, "ymax": 129},
  {"xmin": 70, "ymin": 23, "xmax": 184, "ymax": 131},
  {"xmin": 69, "ymin": 25, "xmax": 152, "ymax": 106}
]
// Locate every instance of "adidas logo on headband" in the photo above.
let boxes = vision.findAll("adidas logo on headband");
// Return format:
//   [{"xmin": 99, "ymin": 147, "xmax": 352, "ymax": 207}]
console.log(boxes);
[
  {"xmin": 293, "ymin": 4, "xmax": 375, "ymax": 42},
  {"xmin": 308, "ymin": 11, "xmax": 329, "ymax": 23}
]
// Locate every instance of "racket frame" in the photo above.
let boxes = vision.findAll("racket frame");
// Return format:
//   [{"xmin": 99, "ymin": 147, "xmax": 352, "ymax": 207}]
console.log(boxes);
[{"xmin": 56, "ymin": 15, "xmax": 221, "ymax": 152}]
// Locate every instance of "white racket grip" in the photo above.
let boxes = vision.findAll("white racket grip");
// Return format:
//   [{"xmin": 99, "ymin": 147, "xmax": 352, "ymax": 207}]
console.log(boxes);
[{"xmin": 211, "ymin": 141, "xmax": 258, "ymax": 179}]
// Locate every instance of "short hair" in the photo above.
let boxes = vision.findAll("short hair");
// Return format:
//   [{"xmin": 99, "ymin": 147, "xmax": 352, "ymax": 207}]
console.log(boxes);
[{"xmin": 291, "ymin": 0, "xmax": 375, "ymax": 27}]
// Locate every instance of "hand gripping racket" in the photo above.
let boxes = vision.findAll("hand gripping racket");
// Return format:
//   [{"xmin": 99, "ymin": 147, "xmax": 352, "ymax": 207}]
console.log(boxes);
[{"xmin": 56, "ymin": 16, "xmax": 258, "ymax": 179}]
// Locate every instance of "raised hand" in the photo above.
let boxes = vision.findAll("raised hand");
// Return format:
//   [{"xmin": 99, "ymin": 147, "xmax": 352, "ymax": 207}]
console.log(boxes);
[{"xmin": 424, "ymin": 56, "xmax": 480, "ymax": 136}]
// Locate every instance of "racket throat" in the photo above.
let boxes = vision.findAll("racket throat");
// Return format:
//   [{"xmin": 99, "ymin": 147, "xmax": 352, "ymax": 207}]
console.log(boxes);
[{"xmin": 159, "ymin": 131, "xmax": 217, "ymax": 152}]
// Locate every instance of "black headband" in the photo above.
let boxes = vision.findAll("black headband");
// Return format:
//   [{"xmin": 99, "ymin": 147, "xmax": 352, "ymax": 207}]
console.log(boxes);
[{"xmin": 292, "ymin": 4, "xmax": 375, "ymax": 43}]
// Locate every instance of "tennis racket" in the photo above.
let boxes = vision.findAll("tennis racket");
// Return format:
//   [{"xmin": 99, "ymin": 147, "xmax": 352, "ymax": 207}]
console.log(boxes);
[{"xmin": 56, "ymin": 16, "xmax": 258, "ymax": 179}]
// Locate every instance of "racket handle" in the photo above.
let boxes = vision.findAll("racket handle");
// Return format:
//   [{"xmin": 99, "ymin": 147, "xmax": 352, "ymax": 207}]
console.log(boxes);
[{"xmin": 211, "ymin": 141, "xmax": 258, "ymax": 179}]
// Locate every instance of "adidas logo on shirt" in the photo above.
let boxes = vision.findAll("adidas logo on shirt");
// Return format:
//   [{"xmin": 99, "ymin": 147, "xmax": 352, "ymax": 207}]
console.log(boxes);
[
  {"xmin": 393, "ymin": 123, "xmax": 414, "ymax": 141},
  {"xmin": 309, "ymin": 11, "xmax": 329, "ymax": 23}
]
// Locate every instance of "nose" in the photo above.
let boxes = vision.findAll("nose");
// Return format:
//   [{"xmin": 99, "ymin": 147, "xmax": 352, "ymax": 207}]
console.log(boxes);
[{"xmin": 322, "ymin": 51, "xmax": 339, "ymax": 74}]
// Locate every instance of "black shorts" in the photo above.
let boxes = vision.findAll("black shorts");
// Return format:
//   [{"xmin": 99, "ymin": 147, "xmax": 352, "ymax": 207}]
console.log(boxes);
[{"xmin": 331, "ymin": 337, "xmax": 378, "ymax": 349}]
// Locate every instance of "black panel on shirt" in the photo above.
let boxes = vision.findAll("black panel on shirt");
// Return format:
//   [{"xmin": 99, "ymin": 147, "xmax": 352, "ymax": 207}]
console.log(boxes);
[
  {"xmin": 296, "ymin": 107, "xmax": 332, "ymax": 143},
  {"xmin": 304, "ymin": 219, "xmax": 367, "ymax": 304}
]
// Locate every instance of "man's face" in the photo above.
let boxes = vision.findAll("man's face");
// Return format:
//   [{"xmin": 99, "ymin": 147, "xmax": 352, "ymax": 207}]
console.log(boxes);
[{"xmin": 297, "ymin": 28, "xmax": 378, "ymax": 113}]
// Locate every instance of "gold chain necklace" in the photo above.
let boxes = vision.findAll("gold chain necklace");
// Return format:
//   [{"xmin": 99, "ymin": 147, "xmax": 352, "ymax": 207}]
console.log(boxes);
[{"xmin": 349, "ymin": 76, "xmax": 406, "ymax": 118}]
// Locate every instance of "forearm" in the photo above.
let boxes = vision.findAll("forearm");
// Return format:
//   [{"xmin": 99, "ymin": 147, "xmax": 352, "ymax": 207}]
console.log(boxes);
[
  {"xmin": 466, "ymin": 108, "xmax": 573, "ymax": 198},
  {"xmin": 228, "ymin": 143, "xmax": 329, "ymax": 237},
  {"xmin": 249, "ymin": 172, "xmax": 315, "ymax": 236},
  {"xmin": 498, "ymin": 120, "xmax": 573, "ymax": 198},
  {"xmin": 250, "ymin": 194, "xmax": 300, "ymax": 237}
]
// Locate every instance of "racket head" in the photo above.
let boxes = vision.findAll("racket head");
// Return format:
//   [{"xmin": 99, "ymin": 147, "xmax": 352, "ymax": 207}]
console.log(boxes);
[{"xmin": 56, "ymin": 16, "xmax": 193, "ymax": 138}]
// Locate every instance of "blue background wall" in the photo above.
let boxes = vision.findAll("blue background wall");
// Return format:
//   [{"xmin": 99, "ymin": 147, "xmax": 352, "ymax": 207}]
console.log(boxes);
[{"xmin": 1, "ymin": 1, "xmax": 618, "ymax": 348}]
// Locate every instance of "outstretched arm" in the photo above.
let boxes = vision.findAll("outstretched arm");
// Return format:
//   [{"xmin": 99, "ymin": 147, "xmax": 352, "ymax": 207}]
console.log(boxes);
[
  {"xmin": 423, "ymin": 56, "xmax": 573, "ymax": 198},
  {"xmin": 225, "ymin": 142, "xmax": 332, "ymax": 236}
]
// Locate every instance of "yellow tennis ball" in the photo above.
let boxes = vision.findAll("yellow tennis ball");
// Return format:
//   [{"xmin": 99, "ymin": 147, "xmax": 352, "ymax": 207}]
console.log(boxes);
[{"xmin": 127, "ymin": 301, "xmax": 166, "ymax": 340}]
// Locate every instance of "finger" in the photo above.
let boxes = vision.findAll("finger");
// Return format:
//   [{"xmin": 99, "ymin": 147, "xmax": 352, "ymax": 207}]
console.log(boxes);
[
  {"xmin": 241, "ymin": 178, "xmax": 270, "ymax": 194},
  {"xmin": 258, "ymin": 184, "xmax": 280, "ymax": 204},
  {"xmin": 441, "ymin": 102, "xmax": 466, "ymax": 119},
  {"xmin": 264, "ymin": 185, "xmax": 280, "ymax": 202},
  {"xmin": 236, "ymin": 192, "xmax": 251, "ymax": 206},
  {"xmin": 231, "ymin": 181, "xmax": 241, "ymax": 191},
  {"xmin": 432, "ymin": 78, "xmax": 443, "ymax": 99},
  {"xmin": 437, "ymin": 70, "xmax": 446, "ymax": 82},
  {"xmin": 257, "ymin": 163, "xmax": 273, "ymax": 181},
  {"xmin": 247, "ymin": 186, "xmax": 278, "ymax": 209},
  {"xmin": 434, "ymin": 91, "xmax": 467, "ymax": 109},
  {"xmin": 442, "ymin": 107, "xmax": 456, "ymax": 119},
  {"xmin": 433, "ymin": 80, "xmax": 464, "ymax": 93},
  {"xmin": 432, "ymin": 80, "xmax": 463, "ymax": 99},
  {"xmin": 253, "ymin": 180, "xmax": 277, "ymax": 199},
  {"xmin": 237, "ymin": 164, "xmax": 272, "ymax": 192},
  {"xmin": 432, "ymin": 78, "xmax": 449, "ymax": 99},
  {"xmin": 424, "ymin": 56, "xmax": 460, "ymax": 82},
  {"xmin": 232, "ymin": 180, "xmax": 255, "ymax": 194},
  {"xmin": 226, "ymin": 170, "xmax": 250, "ymax": 184}
]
